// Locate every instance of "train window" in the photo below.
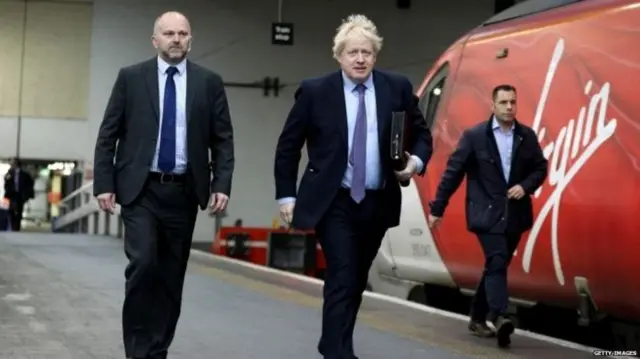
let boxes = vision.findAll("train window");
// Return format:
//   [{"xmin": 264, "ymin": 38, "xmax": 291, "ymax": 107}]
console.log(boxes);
[
  {"xmin": 419, "ymin": 64, "xmax": 449, "ymax": 130},
  {"xmin": 483, "ymin": 0, "xmax": 582, "ymax": 26}
]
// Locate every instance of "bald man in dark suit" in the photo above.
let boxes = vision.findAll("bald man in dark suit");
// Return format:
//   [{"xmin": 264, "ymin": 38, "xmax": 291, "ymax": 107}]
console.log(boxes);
[{"xmin": 93, "ymin": 11, "xmax": 234, "ymax": 359}]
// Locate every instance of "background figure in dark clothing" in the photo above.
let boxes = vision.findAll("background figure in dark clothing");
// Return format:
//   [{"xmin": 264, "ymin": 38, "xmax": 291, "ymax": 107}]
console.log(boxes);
[
  {"xmin": 427, "ymin": 84, "xmax": 548, "ymax": 348},
  {"xmin": 3, "ymin": 157, "xmax": 35, "ymax": 231}
]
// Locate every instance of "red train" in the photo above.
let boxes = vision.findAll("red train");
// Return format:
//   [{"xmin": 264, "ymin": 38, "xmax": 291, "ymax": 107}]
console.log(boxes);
[{"xmin": 367, "ymin": 0, "xmax": 640, "ymax": 350}]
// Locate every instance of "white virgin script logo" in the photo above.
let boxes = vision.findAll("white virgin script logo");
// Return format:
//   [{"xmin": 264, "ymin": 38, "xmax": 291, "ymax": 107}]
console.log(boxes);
[{"xmin": 520, "ymin": 38, "xmax": 618, "ymax": 286}]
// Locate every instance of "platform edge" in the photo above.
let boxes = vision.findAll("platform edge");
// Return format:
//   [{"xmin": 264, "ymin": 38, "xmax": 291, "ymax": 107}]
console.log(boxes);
[{"xmin": 188, "ymin": 249, "xmax": 614, "ymax": 356}]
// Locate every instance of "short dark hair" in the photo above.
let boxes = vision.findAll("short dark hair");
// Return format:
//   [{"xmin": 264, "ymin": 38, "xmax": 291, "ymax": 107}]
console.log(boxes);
[{"xmin": 492, "ymin": 84, "xmax": 516, "ymax": 101}]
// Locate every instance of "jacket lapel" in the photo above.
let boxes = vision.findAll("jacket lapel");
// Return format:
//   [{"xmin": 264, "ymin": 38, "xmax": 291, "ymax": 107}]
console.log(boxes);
[
  {"xmin": 146, "ymin": 57, "xmax": 195, "ymax": 123},
  {"xmin": 185, "ymin": 61, "xmax": 196, "ymax": 123},
  {"xmin": 511, "ymin": 120, "xmax": 524, "ymax": 161},
  {"xmin": 372, "ymin": 70, "xmax": 390, "ymax": 159},
  {"xmin": 330, "ymin": 70, "xmax": 391, "ymax": 152},
  {"xmin": 484, "ymin": 117, "xmax": 507, "ymax": 183},
  {"xmin": 508, "ymin": 120, "xmax": 524, "ymax": 183},
  {"xmin": 486, "ymin": 116, "xmax": 525, "ymax": 185},
  {"xmin": 329, "ymin": 71, "xmax": 349, "ymax": 146},
  {"xmin": 144, "ymin": 58, "xmax": 160, "ymax": 122}
]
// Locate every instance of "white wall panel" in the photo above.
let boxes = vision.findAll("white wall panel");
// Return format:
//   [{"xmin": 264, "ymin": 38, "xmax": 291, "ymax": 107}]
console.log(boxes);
[
  {"xmin": 0, "ymin": 117, "xmax": 19, "ymax": 156},
  {"xmin": 0, "ymin": 0, "xmax": 92, "ymax": 160},
  {"xmin": 0, "ymin": 116, "xmax": 89, "ymax": 160},
  {"xmin": 21, "ymin": 1, "xmax": 92, "ymax": 119},
  {"xmin": 0, "ymin": 1, "xmax": 23, "ymax": 117}
]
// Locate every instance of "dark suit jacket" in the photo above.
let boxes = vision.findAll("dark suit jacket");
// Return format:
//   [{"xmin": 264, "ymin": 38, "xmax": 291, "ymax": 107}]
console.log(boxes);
[
  {"xmin": 429, "ymin": 117, "xmax": 548, "ymax": 235},
  {"xmin": 274, "ymin": 69, "xmax": 433, "ymax": 230},
  {"xmin": 4, "ymin": 168, "xmax": 34, "ymax": 203},
  {"xmin": 93, "ymin": 57, "xmax": 235, "ymax": 210}
]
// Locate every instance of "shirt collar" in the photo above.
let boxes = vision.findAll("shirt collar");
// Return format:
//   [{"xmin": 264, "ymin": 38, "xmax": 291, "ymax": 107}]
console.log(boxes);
[
  {"xmin": 492, "ymin": 115, "xmax": 514, "ymax": 133},
  {"xmin": 157, "ymin": 56, "xmax": 187, "ymax": 76},
  {"xmin": 341, "ymin": 71, "xmax": 374, "ymax": 92}
]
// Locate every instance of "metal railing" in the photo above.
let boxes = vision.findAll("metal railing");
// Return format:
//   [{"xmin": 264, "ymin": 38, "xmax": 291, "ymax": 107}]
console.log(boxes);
[{"xmin": 52, "ymin": 181, "xmax": 124, "ymax": 238}]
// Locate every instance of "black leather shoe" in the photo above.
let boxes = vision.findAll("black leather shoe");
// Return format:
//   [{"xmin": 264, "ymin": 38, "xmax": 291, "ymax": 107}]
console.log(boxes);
[{"xmin": 495, "ymin": 316, "xmax": 514, "ymax": 348}]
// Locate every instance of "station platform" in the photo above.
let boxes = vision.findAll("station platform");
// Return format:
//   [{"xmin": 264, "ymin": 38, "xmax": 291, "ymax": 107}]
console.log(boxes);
[{"xmin": 0, "ymin": 232, "xmax": 601, "ymax": 359}]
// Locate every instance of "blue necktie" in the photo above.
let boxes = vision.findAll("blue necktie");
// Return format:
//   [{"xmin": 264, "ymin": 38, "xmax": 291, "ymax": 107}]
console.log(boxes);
[
  {"xmin": 158, "ymin": 66, "xmax": 178, "ymax": 173},
  {"xmin": 349, "ymin": 84, "xmax": 367, "ymax": 203}
]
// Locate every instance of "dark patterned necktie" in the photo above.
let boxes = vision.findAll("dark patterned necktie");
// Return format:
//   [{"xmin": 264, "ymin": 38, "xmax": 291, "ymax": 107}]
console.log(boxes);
[
  {"xmin": 158, "ymin": 66, "xmax": 178, "ymax": 172},
  {"xmin": 349, "ymin": 83, "xmax": 367, "ymax": 203}
]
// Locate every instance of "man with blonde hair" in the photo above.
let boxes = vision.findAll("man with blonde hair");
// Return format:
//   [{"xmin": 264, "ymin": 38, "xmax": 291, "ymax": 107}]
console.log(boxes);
[
  {"xmin": 94, "ymin": 11, "xmax": 235, "ymax": 359},
  {"xmin": 274, "ymin": 14, "xmax": 432, "ymax": 358}
]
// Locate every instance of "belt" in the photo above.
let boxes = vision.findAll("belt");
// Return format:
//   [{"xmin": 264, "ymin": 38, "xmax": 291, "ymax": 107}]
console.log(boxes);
[{"xmin": 148, "ymin": 172, "xmax": 186, "ymax": 184}]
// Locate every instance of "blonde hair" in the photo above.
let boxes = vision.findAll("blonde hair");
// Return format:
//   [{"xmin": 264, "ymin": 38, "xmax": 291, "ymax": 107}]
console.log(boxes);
[{"xmin": 332, "ymin": 14, "xmax": 383, "ymax": 59}]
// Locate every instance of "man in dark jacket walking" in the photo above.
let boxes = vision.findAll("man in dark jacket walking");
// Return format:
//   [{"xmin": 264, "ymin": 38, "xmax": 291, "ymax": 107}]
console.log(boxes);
[{"xmin": 428, "ymin": 84, "xmax": 548, "ymax": 348}]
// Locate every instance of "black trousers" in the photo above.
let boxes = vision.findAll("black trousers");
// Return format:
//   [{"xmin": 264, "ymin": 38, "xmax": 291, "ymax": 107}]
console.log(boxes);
[
  {"xmin": 470, "ymin": 232, "xmax": 521, "ymax": 323},
  {"xmin": 315, "ymin": 188, "xmax": 387, "ymax": 359},
  {"xmin": 119, "ymin": 176, "xmax": 198, "ymax": 359},
  {"xmin": 8, "ymin": 200, "xmax": 24, "ymax": 231}
]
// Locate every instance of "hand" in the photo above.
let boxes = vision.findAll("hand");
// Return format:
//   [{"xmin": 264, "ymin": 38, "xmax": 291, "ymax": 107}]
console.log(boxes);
[
  {"xmin": 279, "ymin": 202, "xmax": 295, "ymax": 225},
  {"xmin": 427, "ymin": 214, "xmax": 441, "ymax": 229},
  {"xmin": 96, "ymin": 193, "xmax": 116, "ymax": 213},
  {"xmin": 507, "ymin": 185, "xmax": 526, "ymax": 200},
  {"xmin": 394, "ymin": 151, "xmax": 417, "ymax": 182},
  {"xmin": 208, "ymin": 193, "xmax": 229, "ymax": 215}
]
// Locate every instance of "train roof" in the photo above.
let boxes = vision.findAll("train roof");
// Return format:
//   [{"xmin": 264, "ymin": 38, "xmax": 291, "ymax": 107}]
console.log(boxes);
[{"xmin": 482, "ymin": 0, "xmax": 584, "ymax": 25}]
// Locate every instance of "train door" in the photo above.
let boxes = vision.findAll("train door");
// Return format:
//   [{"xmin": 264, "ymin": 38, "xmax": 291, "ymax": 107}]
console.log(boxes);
[{"xmin": 383, "ymin": 61, "xmax": 456, "ymax": 286}]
